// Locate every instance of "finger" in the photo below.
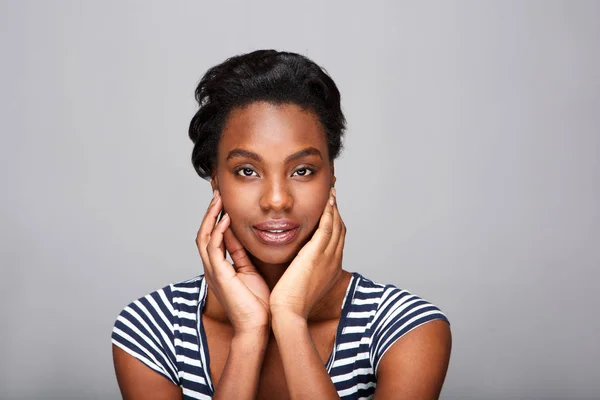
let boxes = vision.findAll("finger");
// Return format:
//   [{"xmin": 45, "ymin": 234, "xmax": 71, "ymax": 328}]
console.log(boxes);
[
  {"xmin": 195, "ymin": 192, "xmax": 222, "ymax": 280},
  {"xmin": 206, "ymin": 212, "xmax": 235, "ymax": 280},
  {"xmin": 217, "ymin": 216, "xmax": 226, "ymax": 257},
  {"xmin": 325, "ymin": 192, "xmax": 343, "ymax": 256},
  {"xmin": 196, "ymin": 191, "xmax": 222, "ymax": 257},
  {"xmin": 335, "ymin": 217, "xmax": 346, "ymax": 263},
  {"xmin": 223, "ymin": 227, "xmax": 257, "ymax": 274},
  {"xmin": 312, "ymin": 188, "xmax": 336, "ymax": 252}
]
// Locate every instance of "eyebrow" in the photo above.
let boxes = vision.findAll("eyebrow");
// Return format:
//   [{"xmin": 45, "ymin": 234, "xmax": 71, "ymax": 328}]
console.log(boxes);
[{"xmin": 226, "ymin": 147, "xmax": 323, "ymax": 163}]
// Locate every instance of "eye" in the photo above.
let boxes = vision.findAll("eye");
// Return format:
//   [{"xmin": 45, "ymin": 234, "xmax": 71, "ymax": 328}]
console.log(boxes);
[
  {"xmin": 236, "ymin": 167, "xmax": 258, "ymax": 177},
  {"xmin": 292, "ymin": 167, "xmax": 314, "ymax": 177}
]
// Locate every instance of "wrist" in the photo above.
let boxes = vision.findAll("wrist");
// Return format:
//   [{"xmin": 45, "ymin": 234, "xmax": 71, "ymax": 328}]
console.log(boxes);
[
  {"xmin": 230, "ymin": 330, "xmax": 269, "ymax": 358},
  {"xmin": 271, "ymin": 311, "xmax": 308, "ymax": 335},
  {"xmin": 270, "ymin": 304, "xmax": 307, "ymax": 321},
  {"xmin": 232, "ymin": 325, "xmax": 269, "ymax": 342}
]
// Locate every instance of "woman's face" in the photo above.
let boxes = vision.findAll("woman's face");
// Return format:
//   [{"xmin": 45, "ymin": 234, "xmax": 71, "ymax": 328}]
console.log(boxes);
[{"xmin": 213, "ymin": 101, "xmax": 334, "ymax": 265}]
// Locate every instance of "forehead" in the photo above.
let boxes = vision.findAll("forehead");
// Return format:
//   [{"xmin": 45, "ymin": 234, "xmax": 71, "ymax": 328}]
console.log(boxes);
[{"xmin": 218, "ymin": 102, "xmax": 328, "ymax": 160}]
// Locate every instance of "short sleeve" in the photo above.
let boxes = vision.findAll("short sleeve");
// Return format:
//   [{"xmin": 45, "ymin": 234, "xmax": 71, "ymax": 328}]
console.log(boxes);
[
  {"xmin": 369, "ymin": 286, "xmax": 449, "ymax": 375},
  {"xmin": 111, "ymin": 284, "xmax": 180, "ymax": 385}
]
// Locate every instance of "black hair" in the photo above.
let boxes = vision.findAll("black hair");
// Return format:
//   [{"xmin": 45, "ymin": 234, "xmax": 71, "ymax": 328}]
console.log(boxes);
[{"xmin": 188, "ymin": 49, "xmax": 346, "ymax": 180}]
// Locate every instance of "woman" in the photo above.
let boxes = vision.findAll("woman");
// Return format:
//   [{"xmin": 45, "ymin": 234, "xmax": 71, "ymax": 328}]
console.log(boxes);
[{"xmin": 112, "ymin": 50, "xmax": 451, "ymax": 399}]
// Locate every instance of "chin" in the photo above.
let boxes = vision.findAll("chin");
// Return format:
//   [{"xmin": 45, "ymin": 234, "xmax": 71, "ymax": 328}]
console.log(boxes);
[
  {"xmin": 247, "ymin": 248, "xmax": 297, "ymax": 266},
  {"xmin": 245, "ymin": 234, "xmax": 309, "ymax": 264}
]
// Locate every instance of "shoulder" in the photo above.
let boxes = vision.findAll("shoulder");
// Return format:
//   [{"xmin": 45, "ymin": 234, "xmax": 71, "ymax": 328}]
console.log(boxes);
[
  {"xmin": 350, "ymin": 273, "xmax": 450, "ymax": 371},
  {"xmin": 113, "ymin": 275, "xmax": 204, "ymax": 332},
  {"xmin": 111, "ymin": 275, "xmax": 206, "ymax": 385},
  {"xmin": 352, "ymin": 273, "xmax": 449, "ymax": 322},
  {"xmin": 350, "ymin": 274, "xmax": 451, "ymax": 398}
]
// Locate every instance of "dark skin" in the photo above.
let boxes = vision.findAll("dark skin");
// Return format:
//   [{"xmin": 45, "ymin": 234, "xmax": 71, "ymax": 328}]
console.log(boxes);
[{"xmin": 113, "ymin": 101, "xmax": 451, "ymax": 399}]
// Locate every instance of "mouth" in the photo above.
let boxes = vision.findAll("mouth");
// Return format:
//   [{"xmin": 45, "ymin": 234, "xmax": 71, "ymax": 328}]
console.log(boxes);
[
  {"xmin": 252, "ymin": 220, "xmax": 301, "ymax": 246},
  {"xmin": 252, "ymin": 227, "xmax": 300, "ymax": 246}
]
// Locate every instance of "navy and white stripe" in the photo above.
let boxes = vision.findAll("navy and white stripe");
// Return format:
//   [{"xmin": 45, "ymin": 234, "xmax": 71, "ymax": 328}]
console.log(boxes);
[{"xmin": 112, "ymin": 273, "xmax": 448, "ymax": 399}]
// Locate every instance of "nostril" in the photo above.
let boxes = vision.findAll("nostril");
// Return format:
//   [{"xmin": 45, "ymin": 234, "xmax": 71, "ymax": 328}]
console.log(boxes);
[{"xmin": 259, "ymin": 189, "xmax": 294, "ymax": 212}]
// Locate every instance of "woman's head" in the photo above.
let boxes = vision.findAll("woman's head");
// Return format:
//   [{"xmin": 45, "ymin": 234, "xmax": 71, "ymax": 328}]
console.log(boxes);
[
  {"xmin": 188, "ymin": 50, "xmax": 346, "ymax": 265},
  {"xmin": 189, "ymin": 49, "xmax": 345, "ymax": 179}
]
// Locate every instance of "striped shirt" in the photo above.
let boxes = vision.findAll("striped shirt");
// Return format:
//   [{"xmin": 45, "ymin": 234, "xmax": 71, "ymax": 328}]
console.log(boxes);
[{"xmin": 112, "ymin": 272, "xmax": 449, "ymax": 399}]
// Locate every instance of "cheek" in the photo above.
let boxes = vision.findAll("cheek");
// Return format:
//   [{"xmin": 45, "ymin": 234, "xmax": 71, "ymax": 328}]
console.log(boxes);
[
  {"xmin": 220, "ymin": 196, "xmax": 245, "ymax": 225},
  {"xmin": 221, "ymin": 200, "xmax": 248, "ymax": 244},
  {"xmin": 218, "ymin": 188, "xmax": 255, "ymax": 239},
  {"xmin": 217, "ymin": 175, "xmax": 248, "ymax": 218},
  {"xmin": 299, "ymin": 186, "xmax": 330, "ymax": 227}
]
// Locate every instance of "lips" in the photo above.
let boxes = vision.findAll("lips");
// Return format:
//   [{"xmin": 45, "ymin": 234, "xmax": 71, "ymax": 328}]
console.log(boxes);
[{"xmin": 252, "ymin": 220, "xmax": 300, "ymax": 246}]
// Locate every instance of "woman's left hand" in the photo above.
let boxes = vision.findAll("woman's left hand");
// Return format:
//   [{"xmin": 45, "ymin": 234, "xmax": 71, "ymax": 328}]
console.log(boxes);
[{"xmin": 270, "ymin": 187, "xmax": 346, "ymax": 320}]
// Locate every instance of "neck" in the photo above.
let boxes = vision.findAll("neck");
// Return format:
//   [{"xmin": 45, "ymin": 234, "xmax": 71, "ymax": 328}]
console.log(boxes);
[
  {"xmin": 248, "ymin": 252, "xmax": 352, "ymax": 321},
  {"xmin": 248, "ymin": 254, "xmax": 290, "ymax": 291}
]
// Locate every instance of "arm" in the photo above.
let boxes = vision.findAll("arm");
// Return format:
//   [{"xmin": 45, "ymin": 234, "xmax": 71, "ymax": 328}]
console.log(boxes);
[
  {"xmin": 113, "ymin": 322, "xmax": 268, "ymax": 400},
  {"xmin": 372, "ymin": 320, "xmax": 452, "ymax": 400},
  {"xmin": 113, "ymin": 345, "xmax": 182, "ymax": 400},
  {"xmin": 212, "ymin": 330, "xmax": 269, "ymax": 400},
  {"xmin": 111, "ymin": 286, "xmax": 182, "ymax": 400},
  {"xmin": 272, "ymin": 313, "xmax": 340, "ymax": 399},
  {"xmin": 270, "ymin": 188, "xmax": 343, "ymax": 399},
  {"xmin": 113, "ymin": 191, "xmax": 271, "ymax": 399},
  {"xmin": 200, "ymin": 190, "xmax": 272, "ymax": 398}
]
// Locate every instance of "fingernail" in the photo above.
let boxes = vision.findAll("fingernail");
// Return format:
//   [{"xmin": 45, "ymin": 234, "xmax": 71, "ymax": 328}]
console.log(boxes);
[
  {"xmin": 222, "ymin": 212, "xmax": 229, "ymax": 220},
  {"xmin": 329, "ymin": 196, "xmax": 335, "ymax": 206},
  {"xmin": 212, "ymin": 190, "xmax": 217, "ymax": 198},
  {"xmin": 332, "ymin": 188, "xmax": 337, "ymax": 197}
]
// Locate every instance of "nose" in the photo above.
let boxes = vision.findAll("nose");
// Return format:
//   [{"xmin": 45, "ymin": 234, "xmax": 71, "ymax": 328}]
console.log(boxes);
[{"xmin": 259, "ymin": 178, "xmax": 294, "ymax": 213}]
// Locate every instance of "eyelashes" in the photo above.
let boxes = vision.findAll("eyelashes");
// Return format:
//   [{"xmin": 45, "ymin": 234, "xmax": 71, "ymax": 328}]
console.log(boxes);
[
  {"xmin": 236, "ymin": 167, "xmax": 258, "ymax": 177},
  {"xmin": 293, "ymin": 167, "xmax": 313, "ymax": 177},
  {"xmin": 234, "ymin": 166, "xmax": 316, "ymax": 178}
]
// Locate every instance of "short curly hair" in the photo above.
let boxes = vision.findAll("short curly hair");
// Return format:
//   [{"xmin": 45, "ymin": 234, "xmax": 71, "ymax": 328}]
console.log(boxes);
[{"xmin": 188, "ymin": 50, "xmax": 346, "ymax": 180}]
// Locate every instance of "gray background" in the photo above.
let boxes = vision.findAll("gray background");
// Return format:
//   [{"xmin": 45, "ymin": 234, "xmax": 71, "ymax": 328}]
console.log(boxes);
[{"xmin": 1, "ymin": 1, "xmax": 599, "ymax": 399}]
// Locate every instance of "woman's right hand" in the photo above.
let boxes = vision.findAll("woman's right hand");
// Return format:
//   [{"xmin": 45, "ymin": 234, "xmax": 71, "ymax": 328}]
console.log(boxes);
[{"xmin": 196, "ymin": 190, "xmax": 271, "ymax": 335}]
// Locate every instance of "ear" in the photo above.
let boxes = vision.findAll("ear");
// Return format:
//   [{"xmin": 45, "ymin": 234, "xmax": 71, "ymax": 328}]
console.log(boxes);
[{"xmin": 210, "ymin": 174, "xmax": 219, "ymax": 192}]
